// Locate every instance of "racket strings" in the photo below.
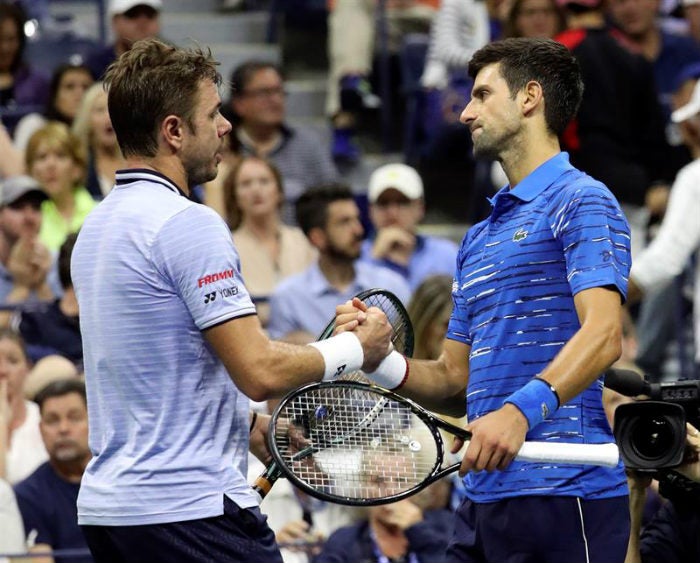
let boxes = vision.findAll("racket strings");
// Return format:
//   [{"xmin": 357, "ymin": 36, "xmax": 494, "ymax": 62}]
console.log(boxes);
[{"xmin": 273, "ymin": 385, "xmax": 439, "ymax": 502}]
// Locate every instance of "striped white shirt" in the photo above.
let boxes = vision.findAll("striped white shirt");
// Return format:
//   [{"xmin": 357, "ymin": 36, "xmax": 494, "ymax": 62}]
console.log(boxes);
[{"xmin": 72, "ymin": 169, "xmax": 258, "ymax": 526}]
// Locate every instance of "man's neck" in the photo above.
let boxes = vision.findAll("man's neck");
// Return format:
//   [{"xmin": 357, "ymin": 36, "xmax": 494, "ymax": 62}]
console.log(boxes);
[
  {"xmin": 318, "ymin": 255, "xmax": 356, "ymax": 291},
  {"xmin": 123, "ymin": 157, "xmax": 189, "ymax": 196},
  {"xmin": 237, "ymin": 124, "xmax": 282, "ymax": 155},
  {"xmin": 51, "ymin": 456, "xmax": 90, "ymax": 484},
  {"xmin": 628, "ymin": 27, "xmax": 661, "ymax": 61},
  {"xmin": 501, "ymin": 133, "xmax": 560, "ymax": 188}
]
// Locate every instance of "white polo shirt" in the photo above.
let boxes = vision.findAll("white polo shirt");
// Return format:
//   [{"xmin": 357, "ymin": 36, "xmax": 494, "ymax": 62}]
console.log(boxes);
[{"xmin": 72, "ymin": 169, "xmax": 258, "ymax": 526}]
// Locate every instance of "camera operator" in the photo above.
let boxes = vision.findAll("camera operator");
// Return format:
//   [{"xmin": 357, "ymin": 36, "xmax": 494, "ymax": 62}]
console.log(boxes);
[{"xmin": 625, "ymin": 423, "xmax": 700, "ymax": 563}]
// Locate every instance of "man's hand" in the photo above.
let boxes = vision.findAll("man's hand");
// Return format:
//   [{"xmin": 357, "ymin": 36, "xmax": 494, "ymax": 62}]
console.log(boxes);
[
  {"xmin": 355, "ymin": 306, "xmax": 394, "ymax": 372},
  {"xmin": 8, "ymin": 237, "xmax": 52, "ymax": 289},
  {"xmin": 457, "ymin": 403, "xmax": 529, "ymax": 474},
  {"xmin": 375, "ymin": 498, "xmax": 423, "ymax": 530},
  {"xmin": 372, "ymin": 227, "xmax": 416, "ymax": 266},
  {"xmin": 276, "ymin": 520, "xmax": 324, "ymax": 553},
  {"xmin": 676, "ymin": 423, "xmax": 700, "ymax": 483},
  {"xmin": 249, "ymin": 412, "xmax": 272, "ymax": 465}
]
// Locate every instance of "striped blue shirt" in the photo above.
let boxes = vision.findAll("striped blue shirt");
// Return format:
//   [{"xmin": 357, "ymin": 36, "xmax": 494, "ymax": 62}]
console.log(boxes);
[
  {"xmin": 447, "ymin": 153, "xmax": 631, "ymax": 502},
  {"xmin": 72, "ymin": 169, "xmax": 258, "ymax": 525}
]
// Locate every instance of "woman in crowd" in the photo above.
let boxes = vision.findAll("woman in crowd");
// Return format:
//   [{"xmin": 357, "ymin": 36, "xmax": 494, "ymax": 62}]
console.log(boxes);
[
  {"xmin": 503, "ymin": 0, "xmax": 565, "ymax": 39},
  {"xmin": 13, "ymin": 63, "xmax": 94, "ymax": 151},
  {"xmin": 25, "ymin": 122, "xmax": 95, "ymax": 252},
  {"xmin": 224, "ymin": 156, "xmax": 316, "ymax": 327},
  {"xmin": 0, "ymin": 330, "xmax": 47, "ymax": 484},
  {"xmin": 72, "ymin": 82, "xmax": 125, "ymax": 199},
  {"xmin": 0, "ymin": 2, "xmax": 49, "ymax": 133},
  {"xmin": 407, "ymin": 274, "xmax": 454, "ymax": 360}
]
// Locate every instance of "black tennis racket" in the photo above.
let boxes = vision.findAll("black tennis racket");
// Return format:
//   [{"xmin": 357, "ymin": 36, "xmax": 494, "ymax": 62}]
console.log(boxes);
[
  {"xmin": 266, "ymin": 380, "xmax": 621, "ymax": 506},
  {"xmin": 252, "ymin": 288, "xmax": 413, "ymax": 501}
]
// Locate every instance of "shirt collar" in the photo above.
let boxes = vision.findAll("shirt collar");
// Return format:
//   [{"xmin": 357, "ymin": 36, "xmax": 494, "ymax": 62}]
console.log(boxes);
[
  {"xmin": 490, "ymin": 152, "xmax": 574, "ymax": 205},
  {"xmin": 307, "ymin": 262, "xmax": 364, "ymax": 297},
  {"xmin": 115, "ymin": 168, "xmax": 187, "ymax": 197}
]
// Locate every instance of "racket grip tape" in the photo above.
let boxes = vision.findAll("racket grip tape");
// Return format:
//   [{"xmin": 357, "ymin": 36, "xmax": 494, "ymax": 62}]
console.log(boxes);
[
  {"xmin": 516, "ymin": 442, "xmax": 619, "ymax": 467},
  {"xmin": 252, "ymin": 462, "xmax": 282, "ymax": 501}
]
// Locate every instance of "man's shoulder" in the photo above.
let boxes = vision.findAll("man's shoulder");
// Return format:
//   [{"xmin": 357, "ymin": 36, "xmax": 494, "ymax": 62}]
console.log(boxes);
[{"xmin": 14, "ymin": 462, "xmax": 55, "ymax": 500}]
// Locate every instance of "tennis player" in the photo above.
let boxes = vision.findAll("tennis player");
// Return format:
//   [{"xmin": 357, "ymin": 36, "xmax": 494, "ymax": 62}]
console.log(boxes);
[
  {"xmin": 70, "ymin": 39, "xmax": 396, "ymax": 563},
  {"xmin": 337, "ymin": 38, "xmax": 632, "ymax": 563}
]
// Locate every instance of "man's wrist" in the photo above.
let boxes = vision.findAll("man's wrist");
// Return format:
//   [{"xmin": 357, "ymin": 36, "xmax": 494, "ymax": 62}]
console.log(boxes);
[{"xmin": 504, "ymin": 378, "xmax": 560, "ymax": 431}]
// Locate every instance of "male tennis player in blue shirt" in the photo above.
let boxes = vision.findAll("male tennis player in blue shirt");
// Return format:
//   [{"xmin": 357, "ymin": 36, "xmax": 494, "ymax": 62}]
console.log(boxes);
[
  {"xmin": 337, "ymin": 37, "xmax": 632, "ymax": 562},
  {"xmin": 70, "ymin": 39, "xmax": 397, "ymax": 563}
]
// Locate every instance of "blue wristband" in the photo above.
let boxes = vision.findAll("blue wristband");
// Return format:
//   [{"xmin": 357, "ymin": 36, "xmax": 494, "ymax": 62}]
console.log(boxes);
[{"xmin": 504, "ymin": 378, "xmax": 560, "ymax": 430}]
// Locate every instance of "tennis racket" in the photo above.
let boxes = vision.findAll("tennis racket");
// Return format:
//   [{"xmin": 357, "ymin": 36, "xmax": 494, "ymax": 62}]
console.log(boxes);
[
  {"xmin": 266, "ymin": 380, "xmax": 621, "ymax": 506},
  {"xmin": 252, "ymin": 288, "xmax": 414, "ymax": 501}
]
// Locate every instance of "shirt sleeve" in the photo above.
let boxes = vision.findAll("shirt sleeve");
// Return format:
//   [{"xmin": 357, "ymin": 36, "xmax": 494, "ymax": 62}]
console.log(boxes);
[
  {"xmin": 552, "ymin": 183, "xmax": 631, "ymax": 299},
  {"xmin": 631, "ymin": 164, "xmax": 700, "ymax": 292},
  {"xmin": 151, "ymin": 204, "xmax": 257, "ymax": 330},
  {"xmin": 14, "ymin": 485, "xmax": 52, "ymax": 547}
]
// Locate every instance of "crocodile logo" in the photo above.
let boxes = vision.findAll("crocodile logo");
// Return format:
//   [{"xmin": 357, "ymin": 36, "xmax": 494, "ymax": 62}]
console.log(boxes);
[{"xmin": 512, "ymin": 229, "xmax": 528, "ymax": 242}]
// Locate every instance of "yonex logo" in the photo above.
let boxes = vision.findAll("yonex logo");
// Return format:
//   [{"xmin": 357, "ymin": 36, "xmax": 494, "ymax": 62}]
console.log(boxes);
[
  {"xmin": 512, "ymin": 229, "xmax": 528, "ymax": 242},
  {"xmin": 334, "ymin": 364, "xmax": 347, "ymax": 378},
  {"xmin": 204, "ymin": 292, "xmax": 217, "ymax": 304},
  {"xmin": 198, "ymin": 269, "xmax": 234, "ymax": 288}
]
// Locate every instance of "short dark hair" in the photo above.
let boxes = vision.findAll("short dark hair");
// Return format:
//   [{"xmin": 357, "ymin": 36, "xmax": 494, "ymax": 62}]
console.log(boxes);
[
  {"xmin": 35, "ymin": 379, "xmax": 87, "ymax": 413},
  {"xmin": 230, "ymin": 60, "xmax": 283, "ymax": 98},
  {"xmin": 59, "ymin": 231, "xmax": 78, "ymax": 290},
  {"xmin": 295, "ymin": 183, "xmax": 355, "ymax": 237},
  {"xmin": 467, "ymin": 38, "xmax": 584, "ymax": 136},
  {"xmin": 104, "ymin": 39, "xmax": 222, "ymax": 158}
]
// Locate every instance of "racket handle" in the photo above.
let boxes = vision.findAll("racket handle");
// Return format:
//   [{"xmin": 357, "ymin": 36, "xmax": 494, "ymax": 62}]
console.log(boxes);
[
  {"xmin": 516, "ymin": 442, "xmax": 619, "ymax": 467},
  {"xmin": 252, "ymin": 461, "xmax": 283, "ymax": 502}
]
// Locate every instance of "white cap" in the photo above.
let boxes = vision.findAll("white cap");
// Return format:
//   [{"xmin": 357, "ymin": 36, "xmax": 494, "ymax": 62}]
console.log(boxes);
[
  {"xmin": 368, "ymin": 163, "xmax": 424, "ymax": 203},
  {"xmin": 671, "ymin": 79, "xmax": 700, "ymax": 123},
  {"xmin": 109, "ymin": 0, "xmax": 162, "ymax": 16}
]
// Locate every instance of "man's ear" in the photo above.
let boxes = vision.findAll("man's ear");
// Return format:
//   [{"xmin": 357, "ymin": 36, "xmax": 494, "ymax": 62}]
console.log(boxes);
[
  {"xmin": 162, "ymin": 114, "xmax": 184, "ymax": 152},
  {"xmin": 308, "ymin": 226, "xmax": 326, "ymax": 250},
  {"xmin": 521, "ymin": 80, "xmax": 544, "ymax": 117}
]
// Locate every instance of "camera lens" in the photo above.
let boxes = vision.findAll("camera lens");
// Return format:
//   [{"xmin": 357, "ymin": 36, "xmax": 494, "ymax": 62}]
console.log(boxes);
[{"xmin": 630, "ymin": 416, "xmax": 674, "ymax": 460}]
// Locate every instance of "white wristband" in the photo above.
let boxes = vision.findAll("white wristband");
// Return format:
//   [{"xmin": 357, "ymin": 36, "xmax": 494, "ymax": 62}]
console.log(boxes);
[
  {"xmin": 364, "ymin": 350, "xmax": 408, "ymax": 390},
  {"xmin": 309, "ymin": 332, "xmax": 364, "ymax": 381}
]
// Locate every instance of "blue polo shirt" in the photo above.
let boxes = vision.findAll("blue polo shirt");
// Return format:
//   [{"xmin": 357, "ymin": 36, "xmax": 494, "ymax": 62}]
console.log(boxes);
[
  {"xmin": 360, "ymin": 234, "xmax": 459, "ymax": 291},
  {"xmin": 447, "ymin": 152, "xmax": 631, "ymax": 502},
  {"xmin": 267, "ymin": 262, "xmax": 411, "ymax": 339}
]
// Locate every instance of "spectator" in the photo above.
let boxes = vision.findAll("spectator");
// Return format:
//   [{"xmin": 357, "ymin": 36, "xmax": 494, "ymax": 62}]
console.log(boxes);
[
  {"xmin": 229, "ymin": 61, "xmax": 339, "ymax": 223},
  {"xmin": 556, "ymin": 0, "xmax": 675, "ymax": 208},
  {"xmin": 626, "ymin": 73, "xmax": 700, "ymax": 374},
  {"xmin": 326, "ymin": 0, "xmax": 438, "ymax": 161},
  {"xmin": 267, "ymin": 183, "xmax": 411, "ymax": 343},
  {"xmin": 0, "ymin": 175, "xmax": 58, "ymax": 310},
  {"xmin": 71, "ymin": 83, "xmax": 124, "ymax": 200},
  {"xmin": 406, "ymin": 274, "xmax": 453, "ymax": 361},
  {"xmin": 0, "ymin": 2, "xmax": 49, "ymax": 134},
  {"xmin": 0, "ymin": 330, "xmax": 48, "ymax": 484},
  {"xmin": 10, "ymin": 233, "xmax": 81, "ymax": 368},
  {"xmin": 416, "ymin": 0, "xmax": 490, "ymax": 221},
  {"xmin": 84, "ymin": 0, "xmax": 162, "ymax": 80},
  {"xmin": 360, "ymin": 163, "xmax": 458, "ymax": 291},
  {"xmin": 625, "ymin": 423, "xmax": 700, "ymax": 563},
  {"xmin": 608, "ymin": 0, "xmax": 700, "ymax": 177},
  {"xmin": 13, "ymin": 63, "xmax": 94, "ymax": 153},
  {"xmin": 25, "ymin": 122, "xmax": 94, "ymax": 252},
  {"xmin": 0, "ymin": 479, "xmax": 25, "ymax": 559},
  {"xmin": 14, "ymin": 379, "xmax": 92, "ymax": 563},
  {"xmin": 224, "ymin": 156, "xmax": 316, "ymax": 328},
  {"xmin": 504, "ymin": 0, "xmax": 566, "ymax": 38},
  {"xmin": 312, "ymin": 488, "xmax": 453, "ymax": 563}
]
